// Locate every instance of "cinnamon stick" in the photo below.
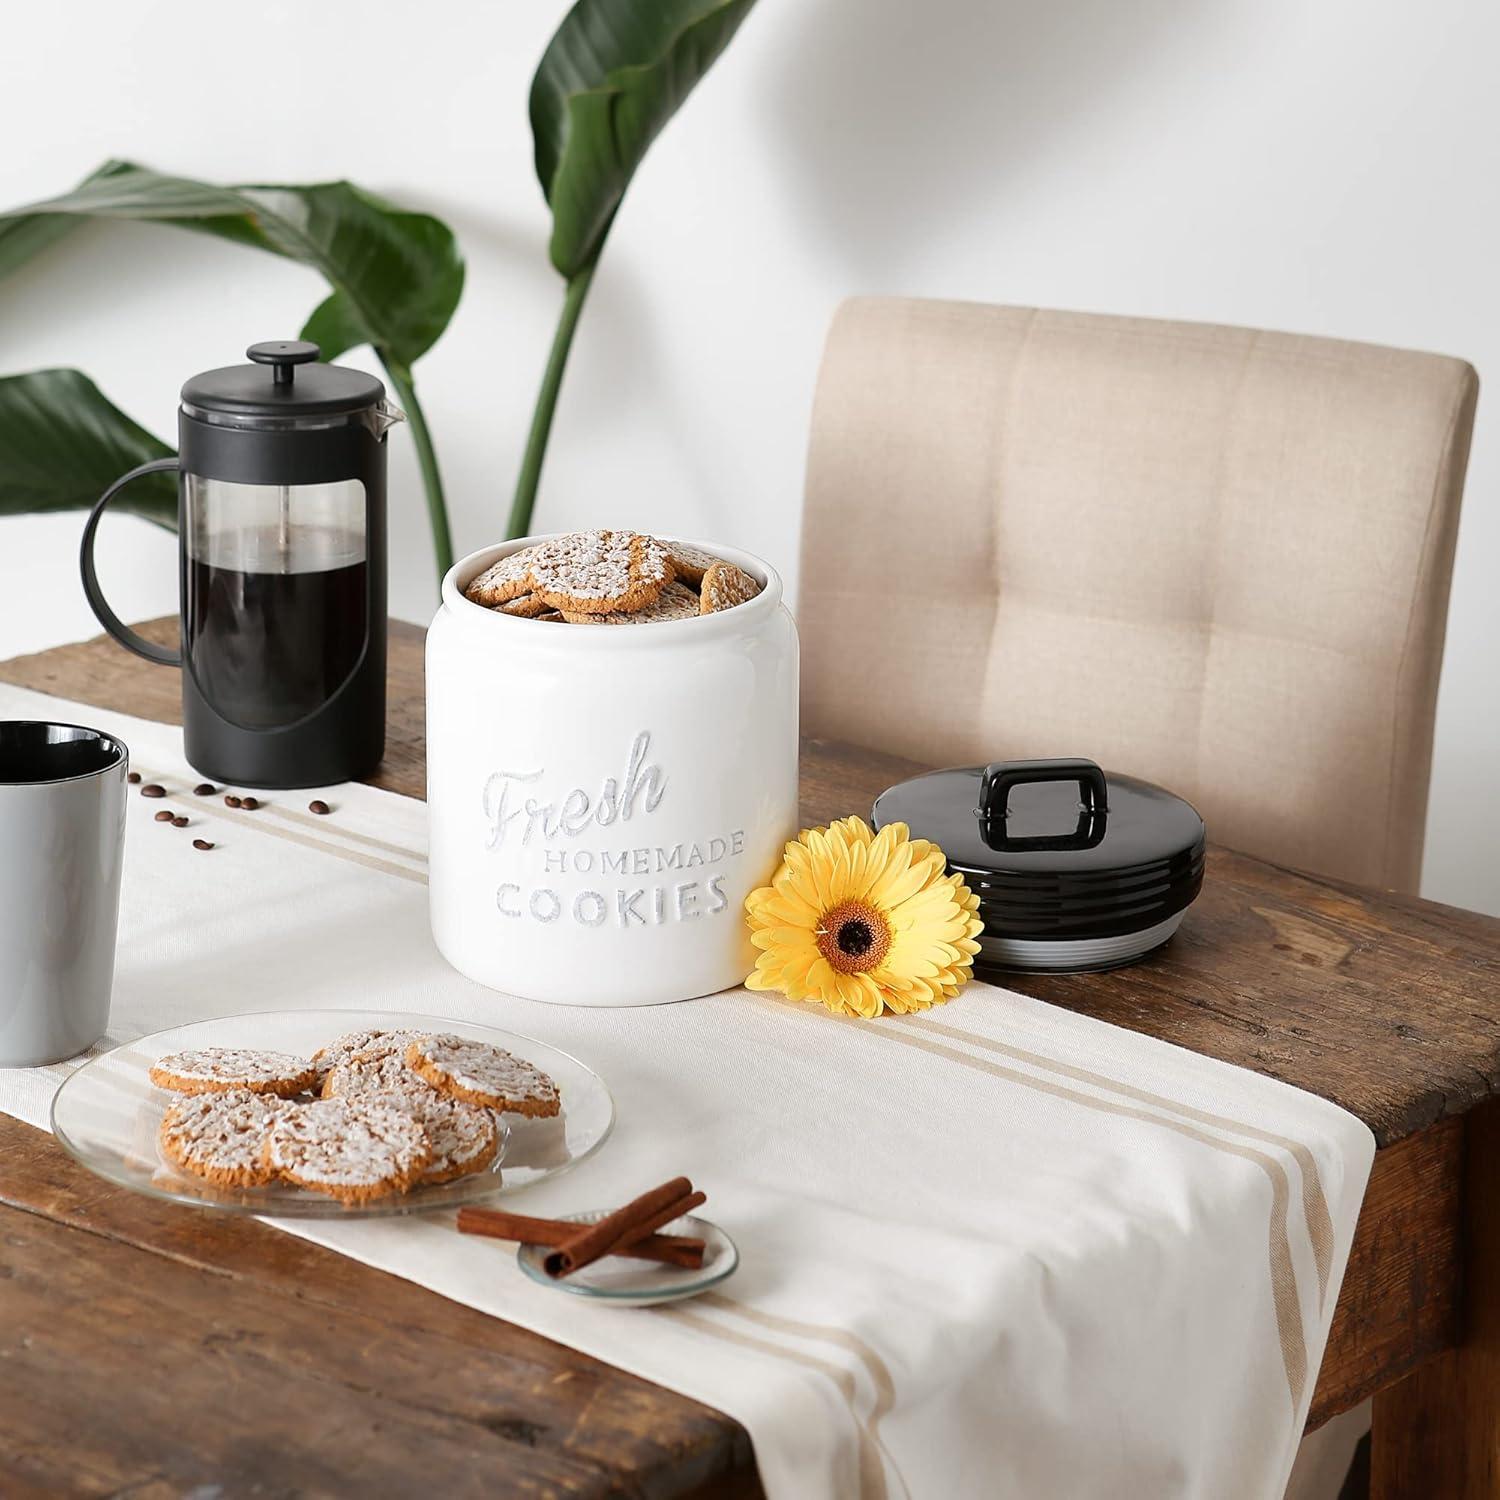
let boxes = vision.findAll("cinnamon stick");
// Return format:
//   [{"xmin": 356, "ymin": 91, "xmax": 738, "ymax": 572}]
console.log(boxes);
[
  {"xmin": 546, "ymin": 1190, "xmax": 706, "ymax": 1279},
  {"xmin": 544, "ymin": 1177, "xmax": 707, "ymax": 1278},
  {"xmin": 455, "ymin": 1206, "xmax": 705, "ymax": 1270}
]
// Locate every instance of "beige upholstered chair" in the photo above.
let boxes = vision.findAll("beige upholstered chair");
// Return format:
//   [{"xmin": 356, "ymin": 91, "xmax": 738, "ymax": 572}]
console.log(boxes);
[{"xmin": 799, "ymin": 300, "xmax": 1477, "ymax": 893}]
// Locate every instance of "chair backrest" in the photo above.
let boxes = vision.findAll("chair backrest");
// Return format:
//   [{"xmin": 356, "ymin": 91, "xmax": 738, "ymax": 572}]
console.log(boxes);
[{"xmin": 799, "ymin": 299, "xmax": 1478, "ymax": 892}]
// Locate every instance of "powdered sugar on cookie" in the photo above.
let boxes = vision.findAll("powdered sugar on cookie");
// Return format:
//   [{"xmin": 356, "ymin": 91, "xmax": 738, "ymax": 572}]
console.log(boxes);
[
  {"xmin": 464, "ymin": 531, "xmax": 763, "ymax": 625},
  {"xmin": 465, "ymin": 546, "xmax": 540, "ymax": 606},
  {"xmin": 159, "ymin": 1089, "xmax": 288, "ymax": 1186},
  {"xmin": 527, "ymin": 529, "xmax": 674, "ymax": 614},
  {"xmin": 699, "ymin": 559, "xmax": 761, "ymax": 615},
  {"xmin": 561, "ymin": 582, "xmax": 701, "ymax": 625},
  {"xmin": 146, "ymin": 1022, "xmax": 536, "ymax": 1203},
  {"xmin": 150, "ymin": 1047, "xmax": 315, "ymax": 1098},
  {"xmin": 310, "ymin": 1028, "xmax": 424, "ymax": 1087},
  {"xmin": 321, "ymin": 1046, "xmax": 433, "ymax": 1102},
  {"xmin": 415, "ymin": 1095, "xmax": 501, "ymax": 1183},
  {"xmin": 405, "ymin": 1034, "xmax": 561, "ymax": 1117},
  {"xmin": 322, "ymin": 1047, "xmax": 500, "ymax": 1183},
  {"xmin": 264, "ymin": 1093, "xmax": 431, "ymax": 1203}
]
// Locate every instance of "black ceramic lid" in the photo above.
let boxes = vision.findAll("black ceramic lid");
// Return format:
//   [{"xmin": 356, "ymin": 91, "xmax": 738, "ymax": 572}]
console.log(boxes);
[
  {"xmin": 872, "ymin": 758, "xmax": 1205, "ymax": 883},
  {"xmin": 181, "ymin": 341, "xmax": 385, "ymax": 420}
]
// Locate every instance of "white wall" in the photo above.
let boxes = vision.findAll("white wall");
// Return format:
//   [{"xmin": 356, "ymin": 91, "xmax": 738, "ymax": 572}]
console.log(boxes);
[{"xmin": 2, "ymin": 0, "xmax": 1496, "ymax": 912}]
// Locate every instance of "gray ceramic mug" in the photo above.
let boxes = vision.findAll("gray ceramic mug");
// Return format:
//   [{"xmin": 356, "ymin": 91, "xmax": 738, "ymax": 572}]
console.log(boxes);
[{"xmin": 0, "ymin": 722, "xmax": 128, "ymax": 1066}]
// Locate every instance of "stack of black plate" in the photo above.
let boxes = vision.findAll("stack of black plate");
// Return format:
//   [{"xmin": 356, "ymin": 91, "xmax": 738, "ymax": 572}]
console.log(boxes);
[{"xmin": 872, "ymin": 758, "xmax": 1205, "ymax": 975}]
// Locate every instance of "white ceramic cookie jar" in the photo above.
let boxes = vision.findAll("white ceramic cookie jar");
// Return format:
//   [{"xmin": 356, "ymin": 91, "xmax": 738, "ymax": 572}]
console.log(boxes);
[{"xmin": 427, "ymin": 537, "xmax": 799, "ymax": 1005}]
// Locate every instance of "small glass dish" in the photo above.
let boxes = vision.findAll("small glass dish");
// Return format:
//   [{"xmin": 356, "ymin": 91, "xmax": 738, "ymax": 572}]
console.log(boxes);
[
  {"xmin": 516, "ymin": 1210, "xmax": 739, "ymax": 1306},
  {"xmin": 51, "ymin": 1007, "xmax": 614, "ymax": 1219}
]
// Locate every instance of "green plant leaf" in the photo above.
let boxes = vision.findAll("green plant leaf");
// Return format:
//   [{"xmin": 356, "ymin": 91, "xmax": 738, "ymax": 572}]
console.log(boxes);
[
  {"xmin": 0, "ymin": 162, "xmax": 134, "ymax": 281},
  {"xmin": 0, "ymin": 370, "xmax": 176, "ymax": 529},
  {"xmin": 0, "ymin": 163, "xmax": 464, "ymax": 368},
  {"xmin": 531, "ymin": 0, "xmax": 757, "ymax": 277},
  {"xmin": 300, "ymin": 290, "xmax": 379, "ymax": 365},
  {"xmin": 0, "ymin": 213, "xmax": 80, "ymax": 281}
]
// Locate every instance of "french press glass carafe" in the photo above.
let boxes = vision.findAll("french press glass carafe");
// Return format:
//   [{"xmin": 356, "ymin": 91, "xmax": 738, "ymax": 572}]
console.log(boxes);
[{"xmin": 80, "ymin": 341, "xmax": 402, "ymax": 788}]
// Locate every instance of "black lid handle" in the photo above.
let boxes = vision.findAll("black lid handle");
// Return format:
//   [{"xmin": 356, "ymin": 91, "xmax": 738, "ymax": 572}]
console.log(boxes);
[
  {"xmin": 247, "ymin": 340, "xmax": 320, "ymax": 387},
  {"xmin": 976, "ymin": 758, "xmax": 1109, "ymax": 852},
  {"xmin": 978, "ymin": 758, "xmax": 1108, "ymax": 822}
]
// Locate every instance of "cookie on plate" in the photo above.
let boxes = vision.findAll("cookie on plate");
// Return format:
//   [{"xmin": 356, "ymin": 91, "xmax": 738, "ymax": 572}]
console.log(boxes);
[
  {"xmin": 320, "ymin": 1044, "xmax": 433, "ymax": 1101},
  {"xmin": 159, "ymin": 1089, "xmax": 288, "ymax": 1187},
  {"xmin": 699, "ymin": 559, "xmax": 761, "ymax": 615},
  {"xmin": 150, "ymin": 1047, "xmax": 315, "ymax": 1098},
  {"xmin": 263, "ymin": 1093, "xmax": 431, "ymax": 1204},
  {"xmin": 405, "ymin": 1034, "xmax": 561, "ymax": 1118},
  {"xmin": 309, "ymin": 1028, "xmax": 424, "ymax": 1088},
  {"xmin": 414, "ymin": 1094, "xmax": 502, "ymax": 1184},
  {"xmin": 560, "ymin": 582, "xmax": 701, "ymax": 626},
  {"xmin": 465, "ymin": 547, "xmax": 539, "ymax": 606},
  {"xmin": 527, "ymin": 529, "xmax": 674, "ymax": 616},
  {"xmin": 322, "ymin": 1047, "xmax": 500, "ymax": 1185}
]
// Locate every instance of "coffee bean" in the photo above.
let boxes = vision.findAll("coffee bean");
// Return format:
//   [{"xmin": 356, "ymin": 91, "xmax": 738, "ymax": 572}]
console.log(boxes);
[
  {"xmin": 192, "ymin": 839, "xmax": 214, "ymax": 851},
  {"xmin": 193, "ymin": 783, "xmax": 215, "ymax": 797},
  {"xmin": 224, "ymin": 795, "xmax": 242, "ymax": 808},
  {"xmin": 140, "ymin": 784, "xmax": 165, "ymax": 798},
  {"xmin": 240, "ymin": 796, "xmax": 260, "ymax": 811},
  {"xmin": 308, "ymin": 800, "xmax": 331, "ymax": 816},
  {"xmin": 172, "ymin": 815, "xmax": 189, "ymax": 828},
  {"xmin": 127, "ymin": 771, "xmax": 141, "ymax": 785},
  {"xmin": 153, "ymin": 810, "xmax": 174, "ymax": 823}
]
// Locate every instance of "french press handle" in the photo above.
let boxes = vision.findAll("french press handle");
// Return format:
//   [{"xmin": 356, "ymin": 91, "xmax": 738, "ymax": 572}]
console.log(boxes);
[{"xmin": 79, "ymin": 457, "xmax": 182, "ymax": 667}]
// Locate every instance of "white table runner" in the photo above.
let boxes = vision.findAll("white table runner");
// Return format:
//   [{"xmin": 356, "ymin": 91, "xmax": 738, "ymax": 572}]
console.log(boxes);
[{"xmin": 0, "ymin": 684, "xmax": 1373, "ymax": 1500}]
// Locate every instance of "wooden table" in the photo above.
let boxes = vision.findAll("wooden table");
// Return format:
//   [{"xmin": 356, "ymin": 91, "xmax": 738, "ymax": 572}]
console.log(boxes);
[{"xmin": 2, "ymin": 619, "xmax": 1499, "ymax": 1498}]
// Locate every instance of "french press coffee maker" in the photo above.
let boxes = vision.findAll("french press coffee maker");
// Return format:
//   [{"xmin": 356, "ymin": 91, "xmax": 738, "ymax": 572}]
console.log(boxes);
[{"xmin": 80, "ymin": 341, "xmax": 402, "ymax": 788}]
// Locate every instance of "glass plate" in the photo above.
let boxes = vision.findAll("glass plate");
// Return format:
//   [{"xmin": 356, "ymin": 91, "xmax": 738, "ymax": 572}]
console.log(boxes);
[
  {"xmin": 50, "ymin": 1008, "xmax": 614, "ymax": 1219},
  {"xmin": 516, "ymin": 1210, "xmax": 739, "ymax": 1306}
]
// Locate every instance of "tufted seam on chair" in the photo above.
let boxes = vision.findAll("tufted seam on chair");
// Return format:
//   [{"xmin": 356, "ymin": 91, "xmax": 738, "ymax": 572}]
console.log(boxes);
[
  {"xmin": 1191, "ymin": 328, "xmax": 1265, "ymax": 823},
  {"xmin": 1381, "ymin": 363, "xmax": 1478, "ymax": 890},
  {"xmin": 981, "ymin": 308, "xmax": 1040, "ymax": 741}
]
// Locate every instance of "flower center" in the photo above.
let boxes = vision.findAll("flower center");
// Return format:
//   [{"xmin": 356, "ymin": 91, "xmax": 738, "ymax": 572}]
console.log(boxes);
[
  {"xmin": 838, "ymin": 920, "xmax": 875, "ymax": 957},
  {"xmin": 816, "ymin": 900, "xmax": 892, "ymax": 975}
]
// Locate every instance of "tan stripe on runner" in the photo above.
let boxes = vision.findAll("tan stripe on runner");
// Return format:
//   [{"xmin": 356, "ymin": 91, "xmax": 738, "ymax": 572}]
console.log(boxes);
[
  {"xmin": 135, "ymin": 770, "xmax": 427, "ymax": 887},
  {"xmin": 895, "ymin": 1014, "xmax": 1336, "ymax": 1306},
  {"xmin": 701, "ymin": 1294, "xmax": 908, "ymax": 1500},
  {"xmin": 263, "ymin": 802, "xmax": 428, "ymax": 865},
  {"xmin": 866, "ymin": 1022, "xmax": 1309, "ymax": 1410},
  {"xmin": 664, "ymin": 1306, "xmax": 890, "ymax": 1500}
]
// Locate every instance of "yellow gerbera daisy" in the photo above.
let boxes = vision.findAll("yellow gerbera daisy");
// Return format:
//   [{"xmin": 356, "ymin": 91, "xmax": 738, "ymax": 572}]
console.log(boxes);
[{"xmin": 744, "ymin": 815, "xmax": 984, "ymax": 1019}]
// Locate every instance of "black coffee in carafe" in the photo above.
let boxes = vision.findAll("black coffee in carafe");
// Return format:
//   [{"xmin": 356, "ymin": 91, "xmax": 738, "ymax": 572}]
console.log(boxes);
[
  {"xmin": 81, "ymin": 341, "xmax": 402, "ymax": 787},
  {"xmin": 185, "ymin": 526, "xmax": 368, "ymax": 731}
]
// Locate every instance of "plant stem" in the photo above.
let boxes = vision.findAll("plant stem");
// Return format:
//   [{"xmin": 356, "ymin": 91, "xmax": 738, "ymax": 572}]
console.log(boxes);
[
  {"xmin": 383, "ymin": 360, "xmax": 454, "ymax": 583},
  {"xmin": 508, "ymin": 263, "xmax": 596, "ymax": 539}
]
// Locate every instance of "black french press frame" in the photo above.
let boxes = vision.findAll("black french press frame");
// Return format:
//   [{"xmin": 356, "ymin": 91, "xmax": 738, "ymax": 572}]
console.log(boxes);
[{"xmin": 78, "ymin": 408, "xmax": 388, "ymax": 788}]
